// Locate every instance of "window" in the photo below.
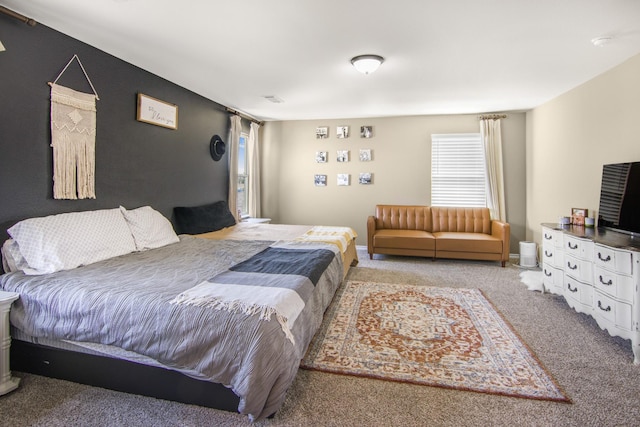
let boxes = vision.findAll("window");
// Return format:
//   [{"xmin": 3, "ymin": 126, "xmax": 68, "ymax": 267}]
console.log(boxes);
[
  {"xmin": 431, "ymin": 133, "xmax": 486, "ymax": 207},
  {"xmin": 237, "ymin": 133, "xmax": 249, "ymax": 217}
]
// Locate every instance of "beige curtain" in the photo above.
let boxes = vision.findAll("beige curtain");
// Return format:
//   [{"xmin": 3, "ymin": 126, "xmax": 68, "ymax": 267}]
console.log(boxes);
[
  {"xmin": 480, "ymin": 119, "xmax": 506, "ymax": 221},
  {"xmin": 247, "ymin": 122, "xmax": 261, "ymax": 218},
  {"xmin": 227, "ymin": 115, "xmax": 242, "ymax": 220}
]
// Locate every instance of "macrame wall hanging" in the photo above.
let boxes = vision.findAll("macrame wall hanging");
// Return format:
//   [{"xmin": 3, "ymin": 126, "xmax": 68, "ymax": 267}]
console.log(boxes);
[{"xmin": 49, "ymin": 54, "xmax": 99, "ymax": 199}]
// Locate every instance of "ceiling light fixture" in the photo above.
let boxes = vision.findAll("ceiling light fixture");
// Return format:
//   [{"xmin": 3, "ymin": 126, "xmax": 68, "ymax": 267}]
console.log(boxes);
[
  {"xmin": 351, "ymin": 54, "xmax": 384, "ymax": 75},
  {"xmin": 263, "ymin": 95, "xmax": 284, "ymax": 103},
  {"xmin": 591, "ymin": 36, "xmax": 612, "ymax": 47}
]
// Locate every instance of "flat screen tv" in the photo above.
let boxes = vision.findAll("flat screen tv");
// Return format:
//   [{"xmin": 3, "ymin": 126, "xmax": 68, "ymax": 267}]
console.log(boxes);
[{"xmin": 597, "ymin": 161, "xmax": 640, "ymax": 235}]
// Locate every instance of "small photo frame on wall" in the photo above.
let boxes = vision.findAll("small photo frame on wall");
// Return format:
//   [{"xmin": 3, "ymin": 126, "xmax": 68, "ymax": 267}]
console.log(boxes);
[
  {"xmin": 315, "ymin": 151, "xmax": 328, "ymax": 163},
  {"xmin": 336, "ymin": 126, "xmax": 350, "ymax": 139},
  {"xmin": 360, "ymin": 126, "xmax": 373, "ymax": 138},
  {"xmin": 359, "ymin": 148, "xmax": 372, "ymax": 161},
  {"xmin": 137, "ymin": 93, "xmax": 178, "ymax": 130},
  {"xmin": 571, "ymin": 208, "xmax": 588, "ymax": 226},
  {"xmin": 316, "ymin": 127, "xmax": 329, "ymax": 139},
  {"xmin": 359, "ymin": 173, "xmax": 373, "ymax": 184},
  {"xmin": 315, "ymin": 174, "xmax": 327, "ymax": 186},
  {"xmin": 337, "ymin": 150, "xmax": 349, "ymax": 162},
  {"xmin": 337, "ymin": 174, "xmax": 350, "ymax": 186}
]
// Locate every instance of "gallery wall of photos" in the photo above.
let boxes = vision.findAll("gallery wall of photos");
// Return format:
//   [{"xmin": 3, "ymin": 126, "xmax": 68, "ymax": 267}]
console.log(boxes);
[{"xmin": 314, "ymin": 125, "xmax": 374, "ymax": 187}]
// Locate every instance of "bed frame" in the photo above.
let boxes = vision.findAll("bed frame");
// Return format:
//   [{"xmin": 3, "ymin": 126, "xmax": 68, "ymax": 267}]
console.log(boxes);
[{"xmin": 11, "ymin": 340, "xmax": 240, "ymax": 412}]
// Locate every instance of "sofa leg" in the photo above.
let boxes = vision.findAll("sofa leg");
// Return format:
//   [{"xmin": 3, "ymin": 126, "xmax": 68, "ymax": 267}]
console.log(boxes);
[
  {"xmin": 501, "ymin": 261, "xmax": 506, "ymax": 267},
  {"xmin": 369, "ymin": 254, "xmax": 373, "ymax": 260}
]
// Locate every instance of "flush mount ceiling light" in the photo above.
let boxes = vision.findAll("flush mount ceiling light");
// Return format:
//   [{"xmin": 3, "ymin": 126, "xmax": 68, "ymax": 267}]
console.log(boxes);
[
  {"xmin": 263, "ymin": 95, "xmax": 284, "ymax": 103},
  {"xmin": 591, "ymin": 36, "xmax": 612, "ymax": 47},
  {"xmin": 351, "ymin": 54, "xmax": 384, "ymax": 75}
]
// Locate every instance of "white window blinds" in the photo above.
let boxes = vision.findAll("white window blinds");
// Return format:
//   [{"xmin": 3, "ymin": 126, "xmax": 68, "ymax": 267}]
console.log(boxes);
[{"xmin": 431, "ymin": 133, "xmax": 486, "ymax": 207}]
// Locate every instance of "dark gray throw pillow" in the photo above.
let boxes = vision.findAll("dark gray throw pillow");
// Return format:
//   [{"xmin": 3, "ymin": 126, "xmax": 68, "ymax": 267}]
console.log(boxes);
[{"xmin": 173, "ymin": 201, "xmax": 236, "ymax": 234}]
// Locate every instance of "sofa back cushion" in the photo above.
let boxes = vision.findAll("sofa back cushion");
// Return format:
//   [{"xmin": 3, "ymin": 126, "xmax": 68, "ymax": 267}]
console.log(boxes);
[
  {"xmin": 431, "ymin": 207, "xmax": 491, "ymax": 234},
  {"xmin": 375, "ymin": 205, "xmax": 432, "ymax": 231}
]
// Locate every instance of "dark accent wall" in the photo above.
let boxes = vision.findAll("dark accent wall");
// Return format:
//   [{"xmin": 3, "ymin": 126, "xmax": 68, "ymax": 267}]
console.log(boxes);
[{"xmin": 0, "ymin": 14, "xmax": 231, "ymax": 239}]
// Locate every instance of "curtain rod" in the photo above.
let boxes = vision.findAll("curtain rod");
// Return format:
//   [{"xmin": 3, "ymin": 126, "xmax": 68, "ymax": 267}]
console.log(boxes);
[
  {"xmin": 0, "ymin": 6, "xmax": 37, "ymax": 26},
  {"xmin": 225, "ymin": 107, "xmax": 263, "ymax": 126},
  {"xmin": 478, "ymin": 114, "xmax": 507, "ymax": 120}
]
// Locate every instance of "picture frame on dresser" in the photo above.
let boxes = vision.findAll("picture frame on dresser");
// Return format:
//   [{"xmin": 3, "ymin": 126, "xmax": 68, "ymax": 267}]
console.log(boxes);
[{"xmin": 571, "ymin": 208, "xmax": 587, "ymax": 226}]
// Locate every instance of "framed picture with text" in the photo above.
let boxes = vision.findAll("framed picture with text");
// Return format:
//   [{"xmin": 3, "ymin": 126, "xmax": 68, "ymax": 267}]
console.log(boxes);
[{"xmin": 136, "ymin": 93, "xmax": 178, "ymax": 130}]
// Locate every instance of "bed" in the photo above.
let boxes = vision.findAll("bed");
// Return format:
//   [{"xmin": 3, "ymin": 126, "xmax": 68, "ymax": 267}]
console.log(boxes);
[{"xmin": 0, "ymin": 205, "xmax": 358, "ymax": 421}]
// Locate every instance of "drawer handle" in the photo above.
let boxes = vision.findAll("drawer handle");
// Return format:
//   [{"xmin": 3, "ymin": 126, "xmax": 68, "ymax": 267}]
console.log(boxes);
[
  {"xmin": 597, "ymin": 301, "xmax": 611, "ymax": 312},
  {"xmin": 598, "ymin": 275, "xmax": 613, "ymax": 286},
  {"xmin": 597, "ymin": 253, "xmax": 611, "ymax": 262},
  {"xmin": 567, "ymin": 283, "xmax": 578, "ymax": 293},
  {"xmin": 544, "ymin": 269, "xmax": 552, "ymax": 277},
  {"xmin": 567, "ymin": 262, "xmax": 578, "ymax": 270},
  {"xmin": 544, "ymin": 250, "xmax": 553, "ymax": 257},
  {"xmin": 568, "ymin": 242, "xmax": 578, "ymax": 250},
  {"xmin": 544, "ymin": 234, "xmax": 552, "ymax": 240}
]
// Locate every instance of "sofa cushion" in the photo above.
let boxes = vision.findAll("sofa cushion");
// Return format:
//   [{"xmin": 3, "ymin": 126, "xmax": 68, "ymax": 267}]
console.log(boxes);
[
  {"xmin": 433, "ymin": 232, "xmax": 502, "ymax": 254},
  {"xmin": 431, "ymin": 207, "xmax": 491, "ymax": 233},
  {"xmin": 373, "ymin": 229, "xmax": 435, "ymax": 250},
  {"xmin": 375, "ymin": 205, "xmax": 431, "ymax": 231}
]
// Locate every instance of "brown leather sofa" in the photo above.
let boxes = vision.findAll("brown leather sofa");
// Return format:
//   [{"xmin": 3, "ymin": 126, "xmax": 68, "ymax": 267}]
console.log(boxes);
[{"xmin": 367, "ymin": 205, "xmax": 510, "ymax": 267}]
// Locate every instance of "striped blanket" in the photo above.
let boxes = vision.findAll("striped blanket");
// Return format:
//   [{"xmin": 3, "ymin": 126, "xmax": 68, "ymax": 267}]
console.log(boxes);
[{"xmin": 170, "ymin": 242, "xmax": 339, "ymax": 344}]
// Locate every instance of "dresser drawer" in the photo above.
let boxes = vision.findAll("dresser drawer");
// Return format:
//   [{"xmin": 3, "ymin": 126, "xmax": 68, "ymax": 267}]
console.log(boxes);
[
  {"xmin": 593, "ymin": 265, "xmax": 634, "ymax": 304},
  {"xmin": 593, "ymin": 290, "xmax": 632, "ymax": 331},
  {"xmin": 564, "ymin": 235, "xmax": 594, "ymax": 260},
  {"xmin": 594, "ymin": 244, "xmax": 633, "ymax": 275},
  {"xmin": 542, "ymin": 243, "xmax": 564, "ymax": 269},
  {"xmin": 565, "ymin": 254, "xmax": 593, "ymax": 283},
  {"xmin": 564, "ymin": 275, "xmax": 593, "ymax": 309},
  {"xmin": 542, "ymin": 264, "xmax": 564, "ymax": 295},
  {"xmin": 542, "ymin": 227, "xmax": 563, "ymax": 248}
]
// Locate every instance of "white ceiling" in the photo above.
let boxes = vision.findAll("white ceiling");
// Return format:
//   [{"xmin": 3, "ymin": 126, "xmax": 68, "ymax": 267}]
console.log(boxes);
[{"xmin": 3, "ymin": 0, "xmax": 640, "ymax": 121}]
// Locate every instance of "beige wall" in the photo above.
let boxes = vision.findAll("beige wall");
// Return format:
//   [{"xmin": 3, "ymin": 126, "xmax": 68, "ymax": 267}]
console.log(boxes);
[
  {"xmin": 526, "ymin": 53, "xmax": 640, "ymax": 247},
  {"xmin": 261, "ymin": 113, "xmax": 526, "ymax": 252}
]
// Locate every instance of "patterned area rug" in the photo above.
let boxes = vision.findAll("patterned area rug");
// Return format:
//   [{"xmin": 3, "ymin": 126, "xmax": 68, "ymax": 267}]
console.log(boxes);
[{"xmin": 301, "ymin": 281, "xmax": 569, "ymax": 402}]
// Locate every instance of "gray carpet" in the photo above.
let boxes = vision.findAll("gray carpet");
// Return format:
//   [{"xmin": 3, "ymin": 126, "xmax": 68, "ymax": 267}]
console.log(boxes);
[{"xmin": 3, "ymin": 249, "xmax": 640, "ymax": 426}]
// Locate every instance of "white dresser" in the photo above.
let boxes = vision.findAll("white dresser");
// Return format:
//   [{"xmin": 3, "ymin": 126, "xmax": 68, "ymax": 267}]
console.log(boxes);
[{"xmin": 541, "ymin": 224, "xmax": 640, "ymax": 364}]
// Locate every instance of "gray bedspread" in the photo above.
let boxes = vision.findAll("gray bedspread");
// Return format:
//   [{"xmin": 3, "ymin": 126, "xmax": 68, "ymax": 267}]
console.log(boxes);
[{"xmin": 0, "ymin": 236, "xmax": 344, "ymax": 421}]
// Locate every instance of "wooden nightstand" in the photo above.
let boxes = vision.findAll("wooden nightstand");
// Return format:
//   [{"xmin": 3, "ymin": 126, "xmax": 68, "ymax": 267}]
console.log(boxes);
[{"xmin": 0, "ymin": 291, "xmax": 19, "ymax": 395}]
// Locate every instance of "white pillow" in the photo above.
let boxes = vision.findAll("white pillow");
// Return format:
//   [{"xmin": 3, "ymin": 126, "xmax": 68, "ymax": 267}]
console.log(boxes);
[
  {"xmin": 8, "ymin": 208, "xmax": 137, "ymax": 275},
  {"xmin": 1, "ymin": 239, "xmax": 30, "ymax": 273},
  {"xmin": 119, "ymin": 206, "xmax": 179, "ymax": 251}
]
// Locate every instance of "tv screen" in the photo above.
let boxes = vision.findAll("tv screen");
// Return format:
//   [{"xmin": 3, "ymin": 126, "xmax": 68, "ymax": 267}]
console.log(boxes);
[{"xmin": 597, "ymin": 162, "xmax": 640, "ymax": 235}]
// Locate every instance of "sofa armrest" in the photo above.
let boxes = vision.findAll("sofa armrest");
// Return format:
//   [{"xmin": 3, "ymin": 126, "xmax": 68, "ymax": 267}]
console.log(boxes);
[
  {"xmin": 367, "ymin": 215, "xmax": 377, "ymax": 255},
  {"xmin": 491, "ymin": 220, "xmax": 510, "ymax": 263}
]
